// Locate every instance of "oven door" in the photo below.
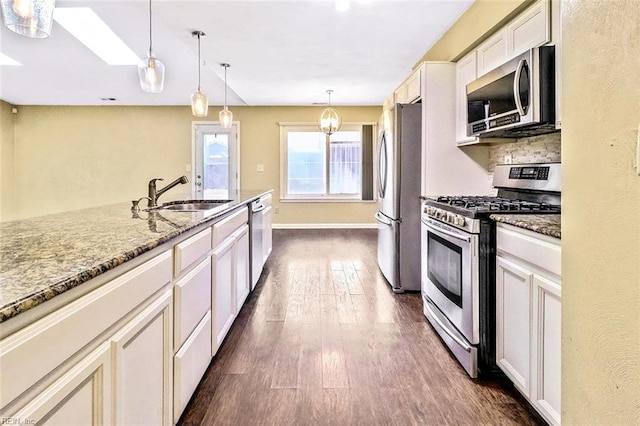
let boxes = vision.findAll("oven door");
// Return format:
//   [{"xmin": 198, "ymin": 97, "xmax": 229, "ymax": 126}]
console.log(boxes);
[{"xmin": 421, "ymin": 216, "xmax": 479, "ymax": 344}]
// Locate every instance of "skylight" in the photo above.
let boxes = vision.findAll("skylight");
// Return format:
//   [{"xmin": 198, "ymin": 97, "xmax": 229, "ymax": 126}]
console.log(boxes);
[
  {"xmin": 53, "ymin": 7, "xmax": 140, "ymax": 66},
  {"xmin": 0, "ymin": 52, "xmax": 21, "ymax": 66}
]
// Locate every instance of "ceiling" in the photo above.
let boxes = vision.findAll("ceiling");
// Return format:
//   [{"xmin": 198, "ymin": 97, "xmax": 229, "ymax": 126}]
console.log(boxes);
[{"xmin": 0, "ymin": 0, "xmax": 473, "ymax": 107}]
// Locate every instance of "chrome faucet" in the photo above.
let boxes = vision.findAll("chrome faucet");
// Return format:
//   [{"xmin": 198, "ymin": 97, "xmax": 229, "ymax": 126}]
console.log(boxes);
[{"xmin": 148, "ymin": 176, "xmax": 189, "ymax": 208}]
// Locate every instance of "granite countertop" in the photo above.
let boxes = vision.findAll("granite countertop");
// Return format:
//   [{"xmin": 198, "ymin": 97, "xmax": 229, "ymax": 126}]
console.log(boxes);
[
  {"xmin": 0, "ymin": 190, "xmax": 272, "ymax": 323},
  {"xmin": 490, "ymin": 214, "xmax": 561, "ymax": 239}
]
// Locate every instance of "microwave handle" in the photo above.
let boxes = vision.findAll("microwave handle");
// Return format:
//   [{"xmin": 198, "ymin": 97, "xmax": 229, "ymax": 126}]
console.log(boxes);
[{"xmin": 513, "ymin": 59, "xmax": 526, "ymax": 116}]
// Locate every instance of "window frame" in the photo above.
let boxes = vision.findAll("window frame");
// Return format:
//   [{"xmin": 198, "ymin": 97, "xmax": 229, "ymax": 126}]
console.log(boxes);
[{"xmin": 279, "ymin": 122, "xmax": 376, "ymax": 202}]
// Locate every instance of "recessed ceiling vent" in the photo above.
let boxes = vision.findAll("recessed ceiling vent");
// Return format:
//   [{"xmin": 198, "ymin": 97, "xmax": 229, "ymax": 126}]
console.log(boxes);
[{"xmin": 100, "ymin": 97, "xmax": 118, "ymax": 101}]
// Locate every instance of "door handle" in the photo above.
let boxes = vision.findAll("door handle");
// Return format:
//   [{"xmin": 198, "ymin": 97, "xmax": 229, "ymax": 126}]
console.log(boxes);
[
  {"xmin": 424, "ymin": 220, "xmax": 471, "ymax": 243},
  {"xmin": 375, "ymin": 211, "xmax": 393, "ymax": 226},
  {"xmin": 513, "ymin": 58, "xmax": 527, "ymax": 116},
  {"xmin": 424, "ymin": 299, "xmax": 472, "ymax": 353}
]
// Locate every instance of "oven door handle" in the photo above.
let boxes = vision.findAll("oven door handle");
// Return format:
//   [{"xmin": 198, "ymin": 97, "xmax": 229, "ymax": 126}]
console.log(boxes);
[
  {"xmin": 425, "ymin": 299, "xmax": 472, "ymax": 353},
  {"xmin": 424, "ymin": 219, "xmax": 471, "ymax": 243}
]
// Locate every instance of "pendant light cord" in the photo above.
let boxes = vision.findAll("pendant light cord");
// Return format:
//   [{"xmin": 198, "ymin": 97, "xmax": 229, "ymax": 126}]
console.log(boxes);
[
  {"xmin": 224, "ymin": 65, "xmax": 228, "ymax": 107},
  {"xmin": 148, "ymin": 0, "xmax": 153, "ymax": 53},
  {"xmin": 197, "ymin": 34, "xmax": 202, "ymax": 91}
]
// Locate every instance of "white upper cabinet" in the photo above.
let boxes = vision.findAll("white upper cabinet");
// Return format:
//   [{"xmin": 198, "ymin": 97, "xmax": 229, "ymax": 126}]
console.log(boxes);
[
  {"xmin": 455, "ymin": 51, "xmax": 478, "ymax": 145},
  {"xmin": 394, "ymin": 65, "xmax": 423, "ymax": 104},
  {"xmin": 476, "ymin": 30, "xmax": 508, "ymax": 77},
  {"xmin": 506, "ymin": 0, "xmax": 550, "ymax": 58}
]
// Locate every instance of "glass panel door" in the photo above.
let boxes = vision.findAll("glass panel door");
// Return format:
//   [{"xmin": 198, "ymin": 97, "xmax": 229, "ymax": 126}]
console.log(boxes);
[
  {"xmin": 427, "ymin": 231, "xmax": 463, "ymax": 308},
  {"xmin": 194, "ymin": 124, "xmax": 238, "ymax": 200}
]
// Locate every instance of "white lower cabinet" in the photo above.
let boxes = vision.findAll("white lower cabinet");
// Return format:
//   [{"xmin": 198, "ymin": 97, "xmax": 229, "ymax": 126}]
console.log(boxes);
[
  {"xmin": 111, "ymin": 289, "xmax": 173, "ymax": 426},
  {"xmin": 13, "ymin": 342, "xmax": 112, "ymax": 425},
  {"xmin": 173, "ymin": 311, "xmax": 212, "ymax": 423},
  {"xmin": 496, "ymin": 256, "xmax": 533, "ymax": 395},
  {"xmin": 496, "ymin": 223, "xmax": 561, "ymax": 426},
  {"xmin": 212, "ymin": 236, "xmax": 236, "ymax": 353}
]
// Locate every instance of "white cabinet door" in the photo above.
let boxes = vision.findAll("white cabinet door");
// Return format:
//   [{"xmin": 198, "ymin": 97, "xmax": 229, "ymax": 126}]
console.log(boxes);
[
  {"xmin": 173, "ymin": 311, "xmax": 212, "ymax": 423},
  {"xmin": 476, "ymin": 30, "xmax": 507, "ymax": 76},
  {"xmin": 532, "ymin": 274, "xmax": 562, "ymax": 426},
  {"xmin": 212, "ymin": 237, "xmax": 235, "ymax": 354},
  {"xmin": 234, "ymin": 225, "xmax": 250, "ymax": 314},
  {"xmin": 405, "ymin": 66, "xmax": 422, "ymax": 103},
  {"xmin": 455, "ymin": 51, "xmax": 478, "ymax": 145},
  {"xmin": 111, "ymin": 290, "xmax": 173, "ymax": 426},
  {"xmin": 506, "ymin": 0, "xmax": 550, "ymax": 57},
  {"xmin": 14, "ymin": 343, "xmax": 112, "ymax": 426},
  {"xmin": 496, "ymin": 256, "xmax": 533, "ymax": 396}
]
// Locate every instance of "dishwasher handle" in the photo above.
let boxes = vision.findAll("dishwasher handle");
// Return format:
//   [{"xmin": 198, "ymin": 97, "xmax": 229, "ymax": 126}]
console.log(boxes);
[{"xmin": 252, "ymin": 202, "xmax": 266, "ymax": 213}]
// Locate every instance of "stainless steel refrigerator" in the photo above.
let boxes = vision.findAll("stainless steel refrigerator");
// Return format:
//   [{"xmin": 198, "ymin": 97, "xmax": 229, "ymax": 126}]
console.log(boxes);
[{"xmin": 375, "ymin": 103, "xmax": 422, "ymax": 292}]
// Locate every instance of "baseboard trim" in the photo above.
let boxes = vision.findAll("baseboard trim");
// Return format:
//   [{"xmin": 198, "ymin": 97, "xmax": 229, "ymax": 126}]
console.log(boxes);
[{"xmin": 273, "ymin": 223, "xmax": 377, "ymax": 230}]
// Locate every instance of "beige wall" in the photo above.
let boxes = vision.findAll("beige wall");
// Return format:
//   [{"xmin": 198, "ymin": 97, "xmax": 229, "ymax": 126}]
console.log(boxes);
[
  {"xmin": 3, "ymin": 105, "xmax": 380, "ymax": 225},
  {"xmin": 561, "ymin": 0, "xmax": 640, "ymax": 424},
  {"xmin": 416, "ymin": 0, "xmax": 532, "ymax": 63},
  {"xmin": 0, "ymin": 100, "xmax": 16, "ymax": 221}
]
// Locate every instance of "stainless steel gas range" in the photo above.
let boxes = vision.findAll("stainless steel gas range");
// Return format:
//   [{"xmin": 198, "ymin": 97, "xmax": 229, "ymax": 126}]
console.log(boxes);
[{"xmin": 421, "ymin": 162, "xmax": 561, "ymax": 378}]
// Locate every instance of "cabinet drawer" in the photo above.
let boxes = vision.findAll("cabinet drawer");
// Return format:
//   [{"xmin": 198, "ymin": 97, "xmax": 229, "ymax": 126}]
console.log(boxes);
[
  {"xmin": 174, "ymin": 257, "xmax": 212, "ymax": 349},
  {"xmin": 0, "ymin": 250, "xmax": 172, "ymax": 409},
  {"xmin": 173, "ymin": 311, "xmax": 212, "ymax": 423},
  {"xmin": 213, "ymin": 207, "xmax": 248, "ymax": 246},
  {"xmin": 174, "ymin": 228, "xmax": 212, "ymax": 277},
  {"xmin": 497, "ymin": 224, "xmax": 561, "ymax": 277}
]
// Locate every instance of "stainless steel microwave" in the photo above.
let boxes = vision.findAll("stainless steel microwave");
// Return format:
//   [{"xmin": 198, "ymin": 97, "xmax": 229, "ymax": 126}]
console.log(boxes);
[{"xmin": 466, "ymin": 46, "xmax": 556, "ymax": 138}]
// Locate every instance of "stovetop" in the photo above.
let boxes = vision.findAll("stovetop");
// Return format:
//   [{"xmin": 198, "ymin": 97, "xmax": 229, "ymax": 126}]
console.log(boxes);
[{"xmin": 427, "ymin": 195, "xmax": 561, "ymax": 217}]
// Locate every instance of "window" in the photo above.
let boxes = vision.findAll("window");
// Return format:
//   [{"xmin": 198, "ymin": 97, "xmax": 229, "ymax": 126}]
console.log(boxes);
[
  {"xmin": 193, "ymin": 123, "xmax": 239, "ymax": 199},
  {"xmin": 280, "ymin": 123, "xmax": 375, "ymax": 201}
]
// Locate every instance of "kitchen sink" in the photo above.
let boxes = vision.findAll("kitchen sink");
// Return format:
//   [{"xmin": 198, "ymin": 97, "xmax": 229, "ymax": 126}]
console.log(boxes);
[{"xmin": 154, "ymin": 200, "xmax": 233, "ymax": 212}]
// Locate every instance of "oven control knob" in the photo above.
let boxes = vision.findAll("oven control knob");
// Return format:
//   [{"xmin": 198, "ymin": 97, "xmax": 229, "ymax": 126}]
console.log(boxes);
[{"xmin": 455, "ymin": 216, "xmax": 466, "ymax": 227}]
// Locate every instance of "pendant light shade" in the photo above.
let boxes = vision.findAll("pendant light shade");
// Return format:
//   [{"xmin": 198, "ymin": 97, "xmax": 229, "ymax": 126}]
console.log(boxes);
[
  {"xmin": 191, "ymin": 31, "xmax": 208, "ymax": 117},
  {"xmin": 0, "ymin": 0, "xmax": 55, "ymax": 38},
  {"xmin": 319, "ymin": 90, "xmax": 341, "ymax": 135},
  {"xmin": 138, "ymin": 0, "xmax": 164, "ymax": 93},
  {"xmin": 219, "ymin": 63, "xmax": 233, "ymax": 128}
]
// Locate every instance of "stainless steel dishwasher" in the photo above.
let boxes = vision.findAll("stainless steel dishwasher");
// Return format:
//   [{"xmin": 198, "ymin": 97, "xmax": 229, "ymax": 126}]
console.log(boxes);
[{"xmin": 250, "ymin": 198, "xmax": 266, "ymax": 290}]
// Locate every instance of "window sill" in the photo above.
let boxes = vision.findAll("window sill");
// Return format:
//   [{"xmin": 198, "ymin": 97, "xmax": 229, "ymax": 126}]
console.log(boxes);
[{"xmin": 280, "ymin": 198, "xmax": 377, "ymax": 204}]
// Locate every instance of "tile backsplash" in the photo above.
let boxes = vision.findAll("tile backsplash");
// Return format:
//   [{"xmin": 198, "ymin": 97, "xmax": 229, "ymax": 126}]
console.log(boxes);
[{"xmin": 488, "ymin": 132, "xmax": 561, "ymax": 172}]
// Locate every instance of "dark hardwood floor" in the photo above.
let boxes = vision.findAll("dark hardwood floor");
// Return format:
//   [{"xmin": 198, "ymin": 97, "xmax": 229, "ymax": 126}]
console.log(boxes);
[{"xmin": 179, "ymin": 229, "xmax": 543, "ymax": 426}]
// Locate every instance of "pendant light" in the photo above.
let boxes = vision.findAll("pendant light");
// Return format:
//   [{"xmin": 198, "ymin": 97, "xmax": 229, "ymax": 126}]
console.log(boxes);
[
  {"xmin": 138, "ymin": 0, "xmax": 165, "ymax": 93},
  {"xmin": 0, "ymin": 0, "xmax": 55, "ymax": 38},
  {"xmin": 319, "ymin": 90, "xmax": 341, "ymax": 135},
  {"xmin": 219, "ymin": 63, "xmax": 233, "ymax": 128},
  {"xmin": 190, "ymin": 31, "xmax": 208, "ymax": 117}
]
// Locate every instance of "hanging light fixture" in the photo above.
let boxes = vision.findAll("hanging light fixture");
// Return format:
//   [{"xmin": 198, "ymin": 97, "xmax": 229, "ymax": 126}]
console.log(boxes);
[
  {"xmin": 0, "ymin": 0, "xmax": 55, "ymax": 38},
  {"xmin": 190, "ymin": 30, "xmax": 208, "ymax": 117},
  {"xmin": 138, "ymin": 0, "xmax": 165, "ymax": 93},
  {"xmin": 219, "ymin": 63, "xmax": 233, "ymax": 129},
  {"xmin": 319, "ymin": 89, "xmax": 341, "ymax": 135}
]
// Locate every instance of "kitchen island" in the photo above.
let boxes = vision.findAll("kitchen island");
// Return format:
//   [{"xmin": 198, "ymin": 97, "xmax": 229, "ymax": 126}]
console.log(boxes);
[
  {"xmin": 0, "ymin": 190, "xmax": 270, "ymax": 324},
  {"xmin": 0, "ymin": 190, "xmax": 272, "ymax": 425}
]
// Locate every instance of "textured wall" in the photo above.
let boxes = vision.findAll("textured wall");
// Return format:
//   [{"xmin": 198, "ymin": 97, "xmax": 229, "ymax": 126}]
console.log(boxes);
[
  {"xmin": 0, "ymin": 100, "xmax": 15, "ymax": 221},
  {"xmin": 561, "ymin": 0, "xmax": 640, "ymax": 424},
  {"xmin": 488, "ymin": 132, "xmax": 561, "ymax": 172},
  {"xmin": 6, "ymin": 105, "xmax": 380, "ymax": 225}
]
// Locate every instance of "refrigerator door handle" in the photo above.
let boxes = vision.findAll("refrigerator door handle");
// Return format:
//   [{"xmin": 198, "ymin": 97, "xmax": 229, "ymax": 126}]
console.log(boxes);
[
  {"xmin": 375, "ymin": 211, "xmax": 393, "ymax": 226},
  {"xmin": 377, "ymin": 132, "xmax": 387, "ymax": 199}
]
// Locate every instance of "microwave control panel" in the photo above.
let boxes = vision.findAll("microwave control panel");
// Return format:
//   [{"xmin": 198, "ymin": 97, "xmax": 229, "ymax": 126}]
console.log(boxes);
[{"xmin": 509, "ymin": 166, "xmax": 550, "ymax": 180}]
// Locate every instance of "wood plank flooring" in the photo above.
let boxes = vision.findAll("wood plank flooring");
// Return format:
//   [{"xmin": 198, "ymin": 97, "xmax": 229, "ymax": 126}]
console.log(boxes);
[{"xmin": 179, "ymin": 229, "xmax": 543, "ymax": 426}]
